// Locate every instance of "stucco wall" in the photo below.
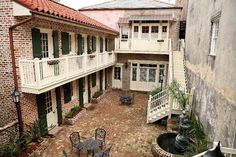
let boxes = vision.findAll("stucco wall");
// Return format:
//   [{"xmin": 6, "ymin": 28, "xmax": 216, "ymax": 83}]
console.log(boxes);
[{"xmin": 185, "ymin": 0, "xmax": 236, "ymax": 147}]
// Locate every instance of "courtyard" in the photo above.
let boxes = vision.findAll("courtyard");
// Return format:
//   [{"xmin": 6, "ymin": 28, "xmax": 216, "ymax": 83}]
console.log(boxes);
[{"xmin": 41, "ymin": 90, "xmax": 165, "ymax": 157}]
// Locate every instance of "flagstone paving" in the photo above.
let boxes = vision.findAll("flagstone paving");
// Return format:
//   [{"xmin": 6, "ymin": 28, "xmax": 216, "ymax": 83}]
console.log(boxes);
[{"xmin": 41, "ymin": 90, "xmax": 165, "ymax": 157}]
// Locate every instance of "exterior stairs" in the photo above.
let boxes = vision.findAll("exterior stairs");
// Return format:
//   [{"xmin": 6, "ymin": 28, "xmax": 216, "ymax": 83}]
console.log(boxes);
[{"xmin": 147, "ymin": 39, "xmax": 187, "ymax": 123}]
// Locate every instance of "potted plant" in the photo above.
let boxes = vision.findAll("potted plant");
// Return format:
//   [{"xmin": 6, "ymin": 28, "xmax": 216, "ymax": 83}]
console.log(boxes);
[
  {"xmin": 64, "ymin": 105, "xmax": 86, "ymax": 125},
  {"xmin": 47, "ymin": 60, "xmax": 60, "ymax": 65},
  {"xmin": 91, "ymin": 91, "xmax": 103, "ymax": 103}
]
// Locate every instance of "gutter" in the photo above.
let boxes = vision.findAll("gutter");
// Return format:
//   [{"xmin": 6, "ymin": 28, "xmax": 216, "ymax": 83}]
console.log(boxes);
[{"xmin": 9, "ymin": 14, "xmax": 35, "ymax": 131}]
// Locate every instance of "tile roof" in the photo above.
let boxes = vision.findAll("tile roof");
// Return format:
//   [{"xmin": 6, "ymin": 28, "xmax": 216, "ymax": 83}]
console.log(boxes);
[
  {"xmin": 13, "ymin": 0, "xmax": 117, "ymax": 33},
  {"xmin": 80, "ymin": 0, "xmax": 178, "ymax": 10}
]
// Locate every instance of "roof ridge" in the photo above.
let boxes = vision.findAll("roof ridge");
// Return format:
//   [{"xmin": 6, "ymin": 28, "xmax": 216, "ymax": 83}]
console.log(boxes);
[{"xmin": 80, "ymin": 0, "xmax": 121, "ymax": 10}]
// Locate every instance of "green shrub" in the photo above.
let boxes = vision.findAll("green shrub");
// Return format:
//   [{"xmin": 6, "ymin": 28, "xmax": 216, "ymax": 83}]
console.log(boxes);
[
  {"xmin": 92, "ymin": 91, "xmax": 103, "ymax": 98},
  {"xmin": 26, "ymin": 119, "xmax": 42, "ymax": 143},
  {"xmin": 0, "ymin": 138, "xmax": 20, "ymax": 157},
  {"xmin": 65, "ymin": 105, "xmax": 82, "ymax": 118},
  {"xmin": 149, "ymin": 87, "xmax": 161, "ymax": 96}
]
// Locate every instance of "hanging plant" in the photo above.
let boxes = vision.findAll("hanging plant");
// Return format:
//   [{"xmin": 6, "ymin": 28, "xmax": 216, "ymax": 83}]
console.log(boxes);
[{"xmin": 47, "ymin": 60, "xmax": 60, "ymax": 65}]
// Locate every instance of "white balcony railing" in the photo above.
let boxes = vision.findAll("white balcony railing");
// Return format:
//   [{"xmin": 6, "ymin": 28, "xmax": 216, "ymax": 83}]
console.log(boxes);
[
  {"xmin": 19, "ymin": 52, "xmax": 115, "ymax": 94},
  {"xmin": 115, "ymin": 38, "xmax": 170, "ymax": 54}
]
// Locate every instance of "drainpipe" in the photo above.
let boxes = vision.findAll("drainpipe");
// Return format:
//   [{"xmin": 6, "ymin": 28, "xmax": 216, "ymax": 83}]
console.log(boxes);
[{"xmin": 9, "ymin": 14, "xmax": 35, "ymax": 132}]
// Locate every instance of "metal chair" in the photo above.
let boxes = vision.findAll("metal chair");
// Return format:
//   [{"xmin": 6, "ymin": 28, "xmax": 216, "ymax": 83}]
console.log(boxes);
[
  {"xmin": 94, "ymin": 144, "xmax": 112, "ymax": 157},
  {"xmin": 95, "ymin": 128, "xmax": 106, "ymax": 149},
  {"xmin": 69, "ymin": 132, "xmax": 83, "ymax": 156}
]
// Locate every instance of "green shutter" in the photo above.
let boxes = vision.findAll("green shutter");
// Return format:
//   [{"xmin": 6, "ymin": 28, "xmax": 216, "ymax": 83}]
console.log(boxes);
[
  {"xmin": 87, "ymin": 35, "xmax": 91, "ymax": 54},
  {"xmin": 61, "ymin": 32, "xmax": 69, "ymax": 54},
  {"xmin": 99, "ymin": 70, "xmax": 103, "ymax": 91},
  {"xmin": 100, "ymin": 37, "xmax": 103, "ymax": 53},
  {"xmin": 53, "ymin": 31, "xmax": 59, "ymax": 58},
  {"xmin": 77, "ymin": 34, "xmax": 83, "ymax": 55},
  {"xmin": 92, "ymin": 36, "xmax": 96, "ymax": 52},
  {"xmin": 32, "ymin": 28, "xmax": 42, "ymax": 58},
  {"xmin": 63, "ymin": 83, "xmax": 71, "ymax": 103},
  {"xmin": 105, "ymin": 38, "xmax": 108, "ymax": 51},
  {"xmin": 55, "ymin": 87, "xmax": 62, "ymax": 125},
  {"xmin": 36, "ymin": 93, "xmax": 48, "ymax": 136},
  {"xmin": 79, "ymin": 78, "xmax": 84, "ymax": 107}
]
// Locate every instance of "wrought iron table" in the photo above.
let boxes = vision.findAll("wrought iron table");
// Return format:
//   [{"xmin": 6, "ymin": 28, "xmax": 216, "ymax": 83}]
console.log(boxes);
[
  {"xmin": 120, "ymin": 95, "xmax": 133, "ymax": 105},
  {"xmin": 80, "ymin": 139, "xmax": 102, "ymax": 157}
]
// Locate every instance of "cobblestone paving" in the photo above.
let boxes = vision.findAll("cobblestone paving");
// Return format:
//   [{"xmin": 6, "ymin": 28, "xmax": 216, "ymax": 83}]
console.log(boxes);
[{"xmin": 41, "ymin": 90, "xmax": 165, "ymax": 157}]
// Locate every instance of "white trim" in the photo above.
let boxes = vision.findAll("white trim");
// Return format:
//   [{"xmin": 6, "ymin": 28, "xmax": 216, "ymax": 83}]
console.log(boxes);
[
  {"xmin": 39, "ymin": 28, "xmax": 54, "ymax": 58},
  {"xmin": 13, "ymin": 2, "xmax": 31, "ymax": 16}
]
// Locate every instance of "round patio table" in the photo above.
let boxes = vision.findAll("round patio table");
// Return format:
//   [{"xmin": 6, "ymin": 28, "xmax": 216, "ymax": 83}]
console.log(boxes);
[{"xmin": 80, "ymin": 139, "xmax": 102, "ymax": 157}]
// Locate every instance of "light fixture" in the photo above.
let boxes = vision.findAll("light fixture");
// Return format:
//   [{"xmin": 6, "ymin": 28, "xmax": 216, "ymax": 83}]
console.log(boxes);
[{"xmin": 11, "ymin": 90, "xmax": 20, "ymax": 103}]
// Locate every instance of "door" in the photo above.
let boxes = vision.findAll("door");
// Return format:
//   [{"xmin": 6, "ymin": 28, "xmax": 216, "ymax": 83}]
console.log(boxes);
[
  {"xmin": 87, "ymin": 75, "xmax": 91, "ymax": 102},
  {"xmin": 99, "ymin": 70, "xmax": 103, "ymax": 91},
  {"xmin": 45, "ymin": 89, "xmax": 58, "ymax": 129},
  {"xmin": 112, "ymin": 65, "xmax": 122, "ymax": 89},
  {"xmin": 79, "ymin": 78, "xmax": 84, "ymax": 107}
]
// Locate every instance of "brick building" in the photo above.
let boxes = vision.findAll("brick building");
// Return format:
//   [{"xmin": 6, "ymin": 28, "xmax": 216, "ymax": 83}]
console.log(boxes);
[
  {"xmin": 0, "ymin": 0, "xmax": 117, "ymax": 144},
  {"xmin": 80, "ymin": 0, "xmax": 187, "ymax": 92}
]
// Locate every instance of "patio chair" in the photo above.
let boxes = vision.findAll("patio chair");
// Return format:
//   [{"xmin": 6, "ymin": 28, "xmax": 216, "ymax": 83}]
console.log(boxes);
[
  {"xmin": 69, "ymin": 132, "xmax": 83, "ymax": 156},
  {"xmin": 95, "ymin": 128, "xmax": 106, "ymax": 149},
  {"xmin": 94, "ymin": 144, "xmax": 112, "ymax": 157}
]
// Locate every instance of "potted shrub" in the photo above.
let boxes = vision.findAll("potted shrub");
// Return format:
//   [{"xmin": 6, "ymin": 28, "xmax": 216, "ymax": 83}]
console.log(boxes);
[
  {"xmin": 64, "ymin": 105, "xmax": 86, "ymax": 125},
  {"xmin": 47, "ymin": 60, "xmax": 60, "ymax": 65},
  {"xmin": 91, "ymin": 91, "xmax": 103, "ymax": 103}
]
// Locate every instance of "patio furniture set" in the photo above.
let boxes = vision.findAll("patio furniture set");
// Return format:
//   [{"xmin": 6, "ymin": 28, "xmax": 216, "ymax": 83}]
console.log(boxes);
[
  {"xmin": 63, "ymin": 128, "xmax": 112, "ymax": 157},
  {"xmin": 119, "ymin": 90, "xmax": 134, "ymax": 105}
]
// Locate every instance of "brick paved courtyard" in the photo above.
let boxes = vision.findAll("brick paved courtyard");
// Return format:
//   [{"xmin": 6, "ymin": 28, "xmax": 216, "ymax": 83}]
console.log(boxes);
[{"xmin": 41, "ymin": 90, "xmax": 165, "ymax": 157}]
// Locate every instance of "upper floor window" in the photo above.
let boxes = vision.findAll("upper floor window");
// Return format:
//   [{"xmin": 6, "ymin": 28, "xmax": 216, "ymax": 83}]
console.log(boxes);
[
  {"xmin": 151, "ymin": 26, "xmax": 159, "ymax": 39},
  {"xmin": 105, "ymin": 38, "xmax": 108, "ymax": 51},
  {"xmin": 162, "ymin": 26, "xmax": 167, "ymax": 32},
  {"xmin": 100, "ymin": 37, "xmax": 104, "ymax": 53},
  {"xmin": 134, "ymin": 26, "xmax": 139, "ymax": 38},
  {"xmin": 151, "ymin": 26, "xmax": 159, "ymax": 33},
  {"xmin": 87, "ymin": 35, "xmax": 96, "ymax": 54},
  {"xmin": 40, "ymin": 33, "xmax": 49, "ymax": 58},
  {"xmin": 121, "ymin": 26, "xmax": 129, "ymax": 41},
  {"xmin": 134, "ymin": 26, "xmax": 139, "ymax": 32},
  {"xmin": 210, "ymin": 19, "xmax": 220, "ymax": 55},
  {"xmin": 162, "ymin": 26, "xmax": 168, "ymax": 39},
  {"xmin": 142, "ymin": 26, "xmax": 149, "ymax": 39},
  {"xmin": 69, "ymin": 34, "xmax": 72, "ymax": 52},
  {"xmin": 61, "ymin": 32, "xmax": 70, "ymax": 54}
]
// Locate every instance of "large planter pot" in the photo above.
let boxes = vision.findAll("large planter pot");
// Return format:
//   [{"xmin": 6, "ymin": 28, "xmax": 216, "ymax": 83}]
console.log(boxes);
[{"xmin": 64, "ymin": 109, "xmax": 86, "ymax": 125}]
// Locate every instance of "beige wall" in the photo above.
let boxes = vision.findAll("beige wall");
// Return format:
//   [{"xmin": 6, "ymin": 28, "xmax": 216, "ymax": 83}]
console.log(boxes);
[{"xmin": 185, "ymin": 0, "xmax": 236, "ymax": 148}]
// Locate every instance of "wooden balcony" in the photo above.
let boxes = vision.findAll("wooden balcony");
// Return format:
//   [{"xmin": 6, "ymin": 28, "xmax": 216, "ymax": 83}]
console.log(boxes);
[
  {"xmin": 115, "ymin": 38, "xmax": 170, "ymax": 55},
  {"xmin": 19, "ymin": 52, "xmax": 116, "ymax": 94}
]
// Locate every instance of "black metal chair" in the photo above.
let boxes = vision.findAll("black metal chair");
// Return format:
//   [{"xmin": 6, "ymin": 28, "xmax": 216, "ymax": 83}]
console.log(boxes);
[
  {"xmin": 69, "ymin": 132, "xmax": 84, "ymax": 156},
  {"xmin": 95, "ymin": 128, "xmax": 106, "ymax": 149},
  {"xmin": 94, "ymin": 144, "xmax": 112, "ymax": 157}
]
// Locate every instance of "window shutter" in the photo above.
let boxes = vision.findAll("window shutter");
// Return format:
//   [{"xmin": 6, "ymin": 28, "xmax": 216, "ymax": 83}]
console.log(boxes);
[
  {"xmin": 55, "ymin": 87, "xmax": 62, "ymax": 125},
  {"xmin": 61, "ymin": 32, "xmax": 69, "ymax": 54},
  {"xmin": 77, "ymin": 34, "xmax": 83, "ymax": 55},
  {"xmin": 36, "ymin": 93, "xmax": 48, "ymax": 136},
  {"xmin": 105, "ymin": 38, "xmax": 108, "ymax": 51},
  {"xmin": 53, "ymin": 31, "xmax": 59, "ymax": 58},
  {"xmin": 100, "ymin": 37, "xmax": 103, "ymax": 53},
  {"xmin": 63, "ymin": 83, "xmax": 71, "ymax": 103},
  {"xmin": 32, "ymin": 28, "xmax": 42, "ymax": 58},
  {"xmin": 92, "ymin": 36, "xmax": 96, "ymax": 52},
  {"xmin": 87, "ymin": 35, "xmax": 90, "ymax": 54}
]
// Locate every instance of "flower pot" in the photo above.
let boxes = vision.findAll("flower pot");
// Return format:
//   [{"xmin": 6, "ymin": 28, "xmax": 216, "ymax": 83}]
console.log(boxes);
[{"xmin": 47, "ymin": 60, "xmax": 60, "ymax": 65}]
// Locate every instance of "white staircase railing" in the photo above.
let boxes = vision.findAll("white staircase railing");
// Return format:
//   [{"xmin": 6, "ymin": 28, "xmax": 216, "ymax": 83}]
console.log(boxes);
[{"xmin": 147, "ymin": 89, "xmax": 170, "ymax": 123}]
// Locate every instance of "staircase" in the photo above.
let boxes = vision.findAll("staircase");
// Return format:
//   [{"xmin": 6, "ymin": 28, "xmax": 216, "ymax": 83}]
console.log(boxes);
[{"xmin": 147, "ymin": 39, "xmax": 187, "ymax": 123}]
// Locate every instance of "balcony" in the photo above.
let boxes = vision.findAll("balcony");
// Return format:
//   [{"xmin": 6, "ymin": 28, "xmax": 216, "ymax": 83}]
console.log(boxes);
[
  {"xmin": 19, "ymin": 52, "xmax": 115, "ymax": 94},
  {"xmin": 115, "ymin": 38, "xmax": 170, "ymax": 55}
]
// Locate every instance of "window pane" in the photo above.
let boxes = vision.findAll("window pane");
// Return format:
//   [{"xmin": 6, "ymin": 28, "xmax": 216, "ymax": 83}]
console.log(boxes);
[
  {"xmin": 114, "ymin": 67, "xmax": 121, "ymax": 80},
  {"xmin": 132, "ymin": 67, "xmax": 137, "ymax": 81},
  {"xmin": 140, "ymin": 68, "xmax": 147, "ymax": 82},
  {"xmin": 134, "ymin": 26, "xmax": 139, "ymax": 32},
  {"xmin": 162, "ymin": 26, "xmax": 167, "ymax": 32},
  {"xmin": 142, "ymin": 26, "xmax": 149, "ymax": 33},
  {"xmin": 151, "ymin": 26, "xmax": 159, "ymax": 33},
  {"xmin": 40, "ymin": 33, "xmax": 49, "ymax": 58},
  {"xmin": 159, "ymin": 64, "xmax": 165, "ymax": 83},
  {"xmin": 149, "ymin": 69, "xmax": 156, "ymax": 82}
]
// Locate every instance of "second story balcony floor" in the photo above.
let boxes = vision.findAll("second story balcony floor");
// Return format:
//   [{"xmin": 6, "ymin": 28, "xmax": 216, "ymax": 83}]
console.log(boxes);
[{"xmin": 115, "ymin": 14, "xmax": 177, "ymax": 54}]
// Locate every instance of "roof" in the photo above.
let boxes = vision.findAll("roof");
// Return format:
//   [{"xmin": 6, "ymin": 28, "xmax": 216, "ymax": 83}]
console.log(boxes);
[
  {"xmin": 80, "ymin": 0, "xmax": 179, "ymax": 10},
  {"xmin": 13, "ymin": 0, "xmax": 117, "ymax": 34}
]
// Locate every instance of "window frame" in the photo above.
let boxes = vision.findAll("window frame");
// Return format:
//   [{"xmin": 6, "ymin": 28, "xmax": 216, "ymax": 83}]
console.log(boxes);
[{"xmin": 209, "ymin": 17, "xmax": 220, "ymax": 56}]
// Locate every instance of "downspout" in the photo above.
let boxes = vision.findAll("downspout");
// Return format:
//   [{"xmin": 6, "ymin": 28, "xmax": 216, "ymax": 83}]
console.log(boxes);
[{"xmin": 9, "ymin": 14, "xmax": 35, "ymax": 131}]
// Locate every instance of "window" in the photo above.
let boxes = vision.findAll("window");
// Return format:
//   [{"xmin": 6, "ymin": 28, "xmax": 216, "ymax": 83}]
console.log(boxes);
[
  {"xmin": 132, "ymin": 64, "xmax": 137, "ymax": 81},
  {"xmin": 159, "ymin": 64, "xmax": 165, "ymax": 83},
  {"xmin": 121, "ymin": 26, "xmax": 129, "ymax": 41},
  {"xmin": 45, "ymin": 91, "xmax": 52, "ymax": 114},
  {"xmin": 210, "ymin": 19, "xmax": 220, "ymax": 55},
  {"xmin": 100, "ymin": 37, "xmax": 103, "ymax": 53},
  {"xmin": 151, "ymin": 26, "xmax": 159, "ymax": 33},
  {"xmin": 139, "ymin": 64, "xmax": 157, "ymax": 82},
  {"xmin": 134, "ymin": 26, "xmax": 139, "ymax": 32},
  {"xmin": 114, "ymin": 67, "xmax": 121, "ymax": 80},
  {"xmin": 142, "ymin": 26, "xmax": 149, "ymax": 33},
  {"xmin": 92, "ymin": 36, "xmax": 96, "ymax": 52},
  {"xmin": 40, "ymin": 33, "xmax": 49, "ymax": 58},
  {"xmin": 121, "ymin": 35, "xmax": 128, "ymax": 40},
  {"xmin": 162, "ymin": 26, "xmax": 167, "ymax": 32},
  {"xmin": 82, "ymin": 37, "xmax": 84, "ymax": 53},
  {"xmin": 105, "ymin": 38, "xmax": 108, "ymax": 51},
  {"xmin": 92, "ymin": 73, "xmax": 96, "ymax": 87},
  {"xmin": 61, "ymin": 32, "xmax": 69, "ymax": 54}
]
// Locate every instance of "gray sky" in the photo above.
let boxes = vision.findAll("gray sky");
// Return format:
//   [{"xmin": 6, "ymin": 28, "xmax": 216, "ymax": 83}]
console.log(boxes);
[{"xmin": 59, "ymin": 0, "xmax": 175, "ymax": 10}]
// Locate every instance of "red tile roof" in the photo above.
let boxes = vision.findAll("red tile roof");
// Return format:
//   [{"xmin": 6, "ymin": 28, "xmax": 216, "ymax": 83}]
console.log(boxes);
[{"xmin": 13, "ymin": 0, "xmax": 118, "ymax": 33}]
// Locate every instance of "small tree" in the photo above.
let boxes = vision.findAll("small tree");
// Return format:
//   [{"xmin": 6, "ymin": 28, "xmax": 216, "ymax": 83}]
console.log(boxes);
[{"xmin": 168, "ymin": 79, "xmax": 190, "ymax": 110}]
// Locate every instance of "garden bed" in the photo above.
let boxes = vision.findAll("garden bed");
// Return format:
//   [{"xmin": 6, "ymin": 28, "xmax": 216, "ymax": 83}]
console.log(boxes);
[{"xmin": 64, "ymin": 106, "xmax": 86, "ymax": 125}]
